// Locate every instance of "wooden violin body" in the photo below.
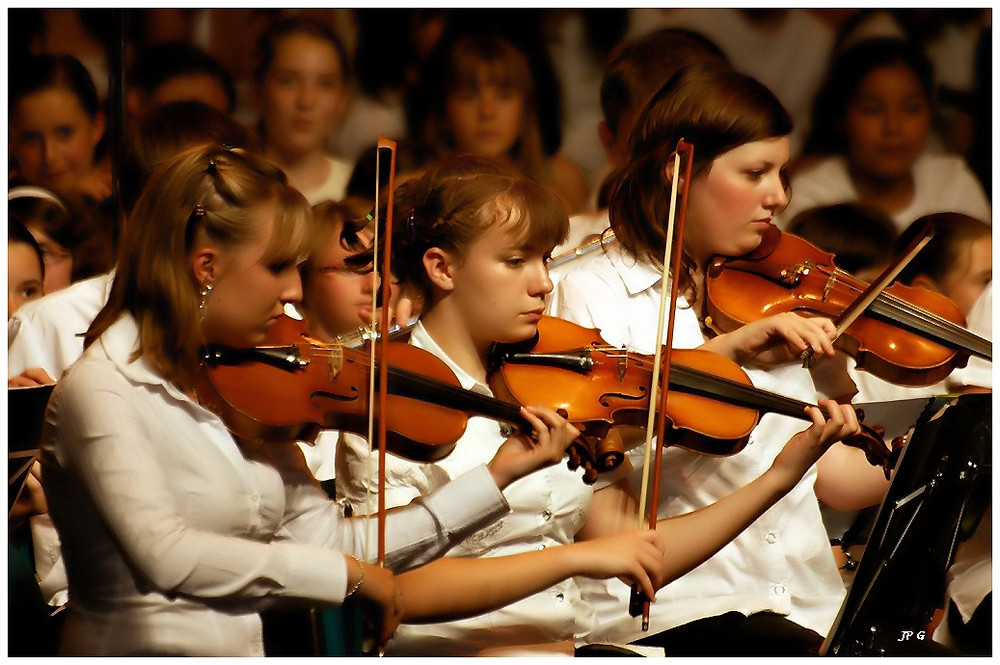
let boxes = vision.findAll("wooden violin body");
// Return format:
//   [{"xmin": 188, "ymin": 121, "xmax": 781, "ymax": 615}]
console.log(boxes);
[
  {"xmin": 491, "ymin": 317, "xmax": 759, "ymax": 469},
  {"xmin": 198, "ymin": 315, "xmax": 520, "ymax": 462},
  {"xmin": 491, "ymin": 316, "xmax": 895, "ymax": 478},
  {"xmin": 705, "ymin": 226, "xmax": 989, "ymax": 387}
]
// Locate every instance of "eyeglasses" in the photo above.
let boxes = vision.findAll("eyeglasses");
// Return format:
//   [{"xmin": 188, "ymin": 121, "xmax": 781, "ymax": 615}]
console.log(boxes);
[{"xmin": 313, "ymin": 263, "xmax": 374, "ymax": 276}]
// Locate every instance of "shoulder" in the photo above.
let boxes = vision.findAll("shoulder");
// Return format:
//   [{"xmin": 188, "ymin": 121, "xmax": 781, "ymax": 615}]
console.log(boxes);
[
  {"xmin": 911, "ymin": 154, "xmax": 990, "ymax": 220},
  {"xmin": 780, "ymin": 157, "xmax": 854, "ymax": 226},
  {"xmin": 913, "ymin": 153, "xmax": 982, "ymax": 184}
]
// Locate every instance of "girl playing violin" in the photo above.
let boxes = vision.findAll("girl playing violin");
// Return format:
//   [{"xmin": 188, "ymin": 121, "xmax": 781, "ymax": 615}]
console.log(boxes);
[
  {"xmin": 337, "ymin": 154, "xmax": 862, "ymax": 656},
  {"xmin": 549, "ymin": 63, "xmax": 891, "ymax": 655},
  {"xmin": 37, "ymin": 144, "xmax": 592, "ymax": 655}
]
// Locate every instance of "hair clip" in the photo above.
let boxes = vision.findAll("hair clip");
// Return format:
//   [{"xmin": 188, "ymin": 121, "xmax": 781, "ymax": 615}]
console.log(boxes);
[
  {"xmin": 206, "ymin": 159, "xmax": 218, "ymax": 174},
  {"xmin": 406, "ymin": 207, "xmax": 418, "ymax": 242},
  {"xmin": 221, "ymin": 143, "xmax": 235, "ymax": 152},
  {"xmin": 193, "ymin": 204, "xmax": 206, "ymax": 217}
]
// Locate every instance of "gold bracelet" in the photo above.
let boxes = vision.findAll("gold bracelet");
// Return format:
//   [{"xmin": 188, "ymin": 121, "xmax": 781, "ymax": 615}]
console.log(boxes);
[{"xmin": 345, "ymin": 555, "xmax": 365, "ymax": 598}]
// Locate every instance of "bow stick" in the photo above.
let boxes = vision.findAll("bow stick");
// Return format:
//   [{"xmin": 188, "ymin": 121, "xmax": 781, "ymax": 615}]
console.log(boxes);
[
  {"xmin": 371, "ymin": 137, "xmax": 397, "ymax": 575},
  {"xmin": 629, "ymin": 140, "xmax": 694, "ymax": 629},
  {"xmin": 800, "ymin": 220, "xmax": 935, "ymax": 368}
]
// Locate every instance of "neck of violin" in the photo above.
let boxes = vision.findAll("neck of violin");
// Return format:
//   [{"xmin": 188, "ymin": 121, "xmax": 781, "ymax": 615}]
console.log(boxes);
[
  {"xmin": 872, "ymin": 290, "xmax": 992, "ymax": 360},
  {"xmin": 386, "ymin": 365, "xmax": 529, "ymax": 430},
  {"xmin": 669, "ymin": 363, "xmax": 812, "ymax": 423}
]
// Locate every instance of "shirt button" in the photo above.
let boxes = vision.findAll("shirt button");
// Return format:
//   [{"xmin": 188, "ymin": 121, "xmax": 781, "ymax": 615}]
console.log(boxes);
[
  {"xmin": 766, "ymin": 532, "xmax": 777, "ymax": 544},
  {"xmin": 774, "ymin": 585, "xmax": 785, "ymax": 596},
  {"xmin": 250, "ymin": 493, "xmax": 261, "ymax": 502},
  {"xmin": 538, "ymin": 544, "xmax": 546, "ymax": 551},
  {"xmin": 541, "ymin": 510, "xmax": 552, "ymax": 521},
  {"xmin": 555, "ymin": 593, "xmax": 565, "ymax": 602}
]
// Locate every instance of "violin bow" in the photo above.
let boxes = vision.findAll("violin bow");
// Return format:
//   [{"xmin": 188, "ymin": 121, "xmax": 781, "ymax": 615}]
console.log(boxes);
[
  {"xmin": 800, "ymin": 220, "xmax": 935, "ymax": 368},
  {"xmin": 371, "ymin": 137, "xmax": 398, "ymax": 578},
  {"xmin": 630, "ymin": 140, "xmax": 694, "ymax": 629}
]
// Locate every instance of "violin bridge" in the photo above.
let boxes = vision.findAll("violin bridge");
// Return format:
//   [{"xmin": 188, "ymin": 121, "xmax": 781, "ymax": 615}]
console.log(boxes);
[
  {"xmin": 617, "ymin": 350, "xmax": 628, "ymax": 383},
  {"xmin": 327, "ymin": 345, "xmax": 343, "ymax": 380},
  {"xmin": 822, "ymin": 272, "xmax": 836, "ymax": 302}
]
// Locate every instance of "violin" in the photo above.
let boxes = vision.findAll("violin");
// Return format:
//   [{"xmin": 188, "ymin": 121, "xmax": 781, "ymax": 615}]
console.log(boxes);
[
  {"xmin": 705, "ymin": 225, "xmax": 992, "ymax": 387},
  {"xmin": 197, "ymin": 314, "xmax": 535, "ymax": 463},
  {"xmin": 490, "ymin": 316, "xmax": 896, "ymax": 478}
]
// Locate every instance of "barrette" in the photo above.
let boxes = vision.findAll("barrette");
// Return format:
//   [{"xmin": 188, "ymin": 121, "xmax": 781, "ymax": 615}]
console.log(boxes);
[
  {"xmin": 193, "ymin": 204, "xmax": 206, "ymax": 217},
  {"xmin": 406, "ymin": 207, "xmax": 418, "ymax": 242}
]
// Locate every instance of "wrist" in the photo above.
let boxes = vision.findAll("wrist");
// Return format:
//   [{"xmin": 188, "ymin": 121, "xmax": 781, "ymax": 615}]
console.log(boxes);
[
  {"xmin": 345, "ymin": 555, "xmax": 366, "ymax": 598},
  {"xmin": 762, "ymin": 462, "xmax": 801, "ymax": 497},
  {"xmin": 486, "ymin": 457, "xmax": 513, "ymax": 490}
]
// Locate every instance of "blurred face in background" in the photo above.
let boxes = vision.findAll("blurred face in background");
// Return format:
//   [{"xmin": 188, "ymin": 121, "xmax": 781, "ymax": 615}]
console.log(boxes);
[
  {"xmin": 843, "ymin": 62, "xmax": 931, "ymax": 182},
  {"xmin": 23, "ymin": 224, "xmax": 73, "ymax": 293},
  {"xmin": 11, "ymin": 86, "xmax": 104, "ymax": 197},
  {"xmin": 257, "ymin": 32, "xmax": 348, "ymax": 157},
  {"xmin": 446, "ymin": 69, "xmax": 525, "ymax": 159},
  {"xmin": 8, "ymin": 239, "xmax": 45, "ymax": 318}
]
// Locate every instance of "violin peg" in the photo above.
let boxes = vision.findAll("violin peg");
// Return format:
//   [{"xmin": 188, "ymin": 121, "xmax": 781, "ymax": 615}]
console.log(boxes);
[{"xmin": 566, "ymin": 446, "xmax": 581, "ymax": 470}]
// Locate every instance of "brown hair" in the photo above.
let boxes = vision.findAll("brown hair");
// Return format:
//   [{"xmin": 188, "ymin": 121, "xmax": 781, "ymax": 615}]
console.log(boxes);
[
  {"xmin": 390, "ymin": 155, "xmax": 568, "ymax": 301},
  {"xmin": 420, "ymin": 35, "xmax": 546, "ymax": 182},
  {"xmin": 607, "ymin": 63, "xmax": 792, "ymax": 300},
  {"xmin": 86, "ymin": 144, "xmax": 312, "ymax": 389},
  {"xmin": 600, "ymin": 28, "xmax": 728, "ymax": 139},
  {"xmin": 253, "ymin": 16, "xmax": 349, "ymax": 85},
  {"xmin": 787, "ymin": 203, "xmax": 898, "ymax": 278},
  {"xmin": 896, "ymin": 212, "xmax": 991, "ymax": 286}
]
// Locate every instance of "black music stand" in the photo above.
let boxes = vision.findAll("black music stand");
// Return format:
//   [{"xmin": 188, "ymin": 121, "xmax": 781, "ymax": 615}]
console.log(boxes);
[
  {"xmin": 822, "ymin": 393, "xmax": 992, "ymax": 655},
  {"xmin": 8, "ymin": 384, "xmax": 54, "ymax": 518}
]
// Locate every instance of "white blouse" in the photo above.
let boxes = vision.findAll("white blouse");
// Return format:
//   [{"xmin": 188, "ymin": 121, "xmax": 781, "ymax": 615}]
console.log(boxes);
[
  {"xmin": 41, "ymin": 314, "xmax": 508, "ymax": 655},
  {"xmin": 778, "ymin": 153, "xmax": 991, "ymax": 232},
  {"xmin": 336, "ymin": 322, "xmax": 598, "ymax": 655},
  {"xmin": 548, "ymin": 244, "xmax": 846, "ymax": 644}
]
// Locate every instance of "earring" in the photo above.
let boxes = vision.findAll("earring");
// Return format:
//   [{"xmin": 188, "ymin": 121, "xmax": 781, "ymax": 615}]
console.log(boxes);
[{"xmin": 198, "ymin": 283, "xmax": 213, "ymax": 321}]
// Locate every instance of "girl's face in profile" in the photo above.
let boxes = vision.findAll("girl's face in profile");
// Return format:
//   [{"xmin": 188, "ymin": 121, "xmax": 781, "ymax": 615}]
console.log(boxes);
[
  {"xmin": 936, "ymin": 234, "xmax": 992, "ymax": 317},
  {"xmin": 11, "ymin": 87, "xmax": 104, "ymax": 197},
  {"xmin": 198, "ymin": 201, "xmax": 303, "ymax": 349},
  {"xmin": 257, "ymin": 33, "xmax": 348, "ymax": 156},
  {"xmin": 304, "ymin": 219, "xmax": 379, "ymax": 339},
  {"xmin": 24, "ymin": 224, "xmax": 73, "ymax": 294},
  {"xmin": 445, "ymin": 69, "xmax": 525, "ymax": 159},
  {"xmin": 443, "ymin": 209, "xmax": 553, "ymax": 348},
  {"xmin": 843, "ymin": 62, "xmax": 931, "ymax": 181},
  {"xmin": 8, "ymin": 240, "xmax": 44, "ymax": 318},
  {"xmin": 684, "ymin": 136, "xmax": 790, "ymax": 266}
]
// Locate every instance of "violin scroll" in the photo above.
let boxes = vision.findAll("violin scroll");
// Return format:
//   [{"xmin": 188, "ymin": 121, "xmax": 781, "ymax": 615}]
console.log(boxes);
[{"xmin": 841, "ymin": 422, "xmax": 894, "ymax": 480}]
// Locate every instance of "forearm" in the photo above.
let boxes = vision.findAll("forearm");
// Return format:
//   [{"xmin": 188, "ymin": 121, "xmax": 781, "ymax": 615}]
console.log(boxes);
[
  {"xmin": 696, "ymin": 330, "xmax": 740, "ymax": 361},
  {"xmin": 396, "ymin": 546, "xmax": 583, "ymax": 624},
  {"xmin": 654, "ymin": 466, "xmax": 792, "ymax": 585}
]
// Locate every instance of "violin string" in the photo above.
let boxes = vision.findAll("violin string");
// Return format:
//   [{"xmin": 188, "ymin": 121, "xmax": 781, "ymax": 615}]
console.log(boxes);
[{"xmin": 808, "ymin": 267, "xmax": 986, "ymax": 353}]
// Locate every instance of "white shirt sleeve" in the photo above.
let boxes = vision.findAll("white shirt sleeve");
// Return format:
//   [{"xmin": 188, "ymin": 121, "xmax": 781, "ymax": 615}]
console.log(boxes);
[
  {"xmin": 47, "ymin": 370, "xmax": 352, "ymax": 607},
  {"xmin": 280, "ymin": 458, "xmax": 510, "ymax": 572}
]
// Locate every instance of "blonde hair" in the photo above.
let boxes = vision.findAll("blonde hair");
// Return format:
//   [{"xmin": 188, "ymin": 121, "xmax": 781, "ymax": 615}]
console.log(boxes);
[{"xmin": 86, "ymin": 144, "xmax": 312, "ymax": 389}]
